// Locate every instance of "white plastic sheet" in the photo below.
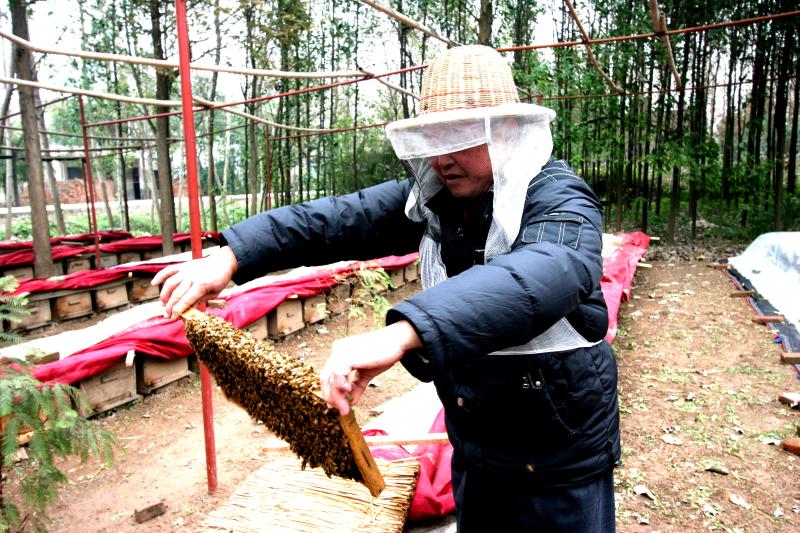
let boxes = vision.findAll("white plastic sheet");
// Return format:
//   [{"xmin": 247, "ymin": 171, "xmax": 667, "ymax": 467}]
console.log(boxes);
[{"xmin": 728, "ymin": 232, "xmax": 800, "ymax": 330}]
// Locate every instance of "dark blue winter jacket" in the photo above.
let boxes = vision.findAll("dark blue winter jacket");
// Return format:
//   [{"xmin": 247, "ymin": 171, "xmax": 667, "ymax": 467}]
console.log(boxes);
[{"xmin": 222, "ymin": 159, "xmax": 620, "ymax": 486}]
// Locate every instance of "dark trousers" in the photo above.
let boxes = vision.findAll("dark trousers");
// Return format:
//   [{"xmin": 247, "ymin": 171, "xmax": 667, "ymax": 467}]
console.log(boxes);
[{"xmin": 452, "ymin": 466, "xmax": 616, "ymax": 533}]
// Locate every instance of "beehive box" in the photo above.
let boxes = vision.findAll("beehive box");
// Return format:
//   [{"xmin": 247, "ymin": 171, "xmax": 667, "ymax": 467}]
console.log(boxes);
[
  {"xmin": 404, "ymin": 261, "xmax": 419, "ymax": 282},
  {"xmin": 326, "ymin": 282, "xmax": 351, "ymax": 315},
  {"xmin": 78, "ymin": 360, "xmax": 141, "ymax": 417},
  {"xmin": 2, "ymin": 266, "xmax": 34, "ymax": 280},
  {"xmin": 135, "ymin": 354, "xmax": 192, "ymax": 395},
  {"xmin": 99, "ymin": 253, "xmax": 119, "ymax": 268},
  {"xmin": 128, "ymin": 277, "xmax": 159, "ymax": 303},
  {"xmin": 93, "ymin": 280, "xmax": 130, "ymax": 312},
  {"xmin": 65, "ymin": 256, "xmax": 92, "ymax": 274},
  {"xmin": 267, "ymin": 299, "xmax": 304, "ymax": 339},
  {"xmin": 53, "ymin": 291, "xmax": 93, "ymax": 320},
  {"xmin": 242, "ymin": 315, "xmax": 268, "ymax": 340},
  {"xmin": 303, "ymin": 294, "xmax": 327, "ymax": 324},
  {"xmin": 7, "ymin": 298, "xmax": 51, "ymax": 330},
  {"xmin": 389, "ymin": 268, "xmax": 405, "ymax": 289},
  {"xmin": 142, "ymin": 249, "xmax": 163, "ymax": 261},
  {"xmin": 118, "ymin": 251, "xmax": 142, "ymax": 264}
]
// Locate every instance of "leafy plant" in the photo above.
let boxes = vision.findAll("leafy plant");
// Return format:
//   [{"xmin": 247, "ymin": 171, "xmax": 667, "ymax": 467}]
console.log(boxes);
[
  {"xmin": 0, "ymin": 278, "xmax": 30, "ymax": 348},
  {"xmin": 0, "ymin": 362, "xmax": 118, "ymax": 532},
  {"xmin": 340, "ymin": 265, "xmax": 393, "ymax": 334},
  {"xmin": 0, "ymin": 278, "xmax": 118, "ymax": 532}
]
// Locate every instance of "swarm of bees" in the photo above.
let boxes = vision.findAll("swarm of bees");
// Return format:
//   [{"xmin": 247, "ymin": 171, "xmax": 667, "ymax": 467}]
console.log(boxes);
[{"xmin": 183, "ymin": 310, "xmax": 361, "ymax": 481}]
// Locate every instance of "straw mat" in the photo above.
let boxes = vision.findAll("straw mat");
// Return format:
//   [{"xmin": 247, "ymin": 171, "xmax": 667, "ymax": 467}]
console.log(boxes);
[{"xmin": 203, "ymin": 457, "xmax": 419, "ymax": 533}]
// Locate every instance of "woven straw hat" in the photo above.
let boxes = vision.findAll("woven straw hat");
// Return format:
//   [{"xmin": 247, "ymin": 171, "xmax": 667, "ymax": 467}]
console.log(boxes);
[{"xmin": 419, "ymin": 45, "xmax": 520, "ymax": 114}]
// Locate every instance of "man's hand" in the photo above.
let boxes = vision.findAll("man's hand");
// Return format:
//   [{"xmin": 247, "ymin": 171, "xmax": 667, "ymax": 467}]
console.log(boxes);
[
  {"xmin": 320, "ymin": 321, "xmax": 422, "ymax": 415},
  {"xmin": 152, "ymin": 246, "xmax": 239, "ymax": 320}
]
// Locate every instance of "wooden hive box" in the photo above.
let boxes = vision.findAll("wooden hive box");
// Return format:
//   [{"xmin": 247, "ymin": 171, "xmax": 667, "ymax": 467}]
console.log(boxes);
[
  {"xmin": 99, "ymin": 253, "xmax": 119, "ymax": 268},
  {"xmin": 93, "ymin": 280, "xmax": 130, "ymax": 312},
  {"xmin": 267, "ymin": 298, "xmax": 304, "ymax": 339},
  {"xmin": 118, "ymin": 251, "xmax": 142, "ymax": 264},
  {"xmin": 78, "ymin": 359, "xmax": 141, "ymax": 417},
  {"xmin": 326, "ymin": 282, "xmax": 351, "ymax": 315},
  {"xmin": 135, "ymin": 354, "xmax": 192, "ymax": 395},
  {"xmin": 142, "ymin": 249, "xmax": 162, "ymax": 261},
  {"xmin": 404, "ymin": 261, "xmax": 419, "ymax": 282},
  {"xmin": 389, "ymin": 268, "xmax": 405, "ymax": 290},
  {"xmin": 2, "ymin": 266, "xmax": 34, "ymax": 280},
  {"xmin": 7, "ymin": 298, "xmax": 52, "ymax": 331},
  {"xmin": 53, "ymin": 290, "xmax": 93, "ymax": 320},
  {"xmin": 128, "ymin": 277, "xmax": 159, "ymax": 303},
  {"xmin": 242, "ymin": 315, "xmax": 268, "ymax": 340},
  {"xmin": 303, "ymin": 294, "xmax": 327, "ymax": 324},
  {"xmin": 65, "ymin": 256, "xmax": 92, "ymax": 274}
]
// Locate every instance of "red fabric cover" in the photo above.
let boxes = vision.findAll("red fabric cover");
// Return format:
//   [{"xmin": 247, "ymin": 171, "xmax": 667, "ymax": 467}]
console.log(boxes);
[
  {"xmin": 31, "ymin": 254, "xmax": 418, "ymax": 385},
  {"xmin": 0, "ymin": 230, "xmax": 132, "ymax": 251},
  {"xmin": 98, "ymin": 232, "xmax": 220, "ymax": 253},
  {"xmin": 11, "ymin": 263, "xmax": 178, "ymax": 296},
  {"xmin": 0, "ymin": 245, "xmax": 92, "ymax": 269},
  {"xmin": 59, "ymin": 230, "xmax": 133, "ymax": 243},
  {"xmin": 601, "ymin": 231, "xmax": 650, "ymax": 343},
  {"xmin": 369, "ymin": 408, "xmax": 455, "ymax": 520}
]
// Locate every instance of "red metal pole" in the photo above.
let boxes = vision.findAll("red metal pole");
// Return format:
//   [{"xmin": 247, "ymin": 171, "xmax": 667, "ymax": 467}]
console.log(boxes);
[
  {"xmin": 264, "ymin": 126, "xmax": 271, "ymax": 211},
  {"xmin": 80, "ymin": 159, "xmax": 93, "ymax": 232},
  {"xmin": 175, "ymin": 0, "xmax": 218, "ymax": 494},
  {"xmin": 77, "ymin": 96, "xmax": 102, "ymax": 269}
]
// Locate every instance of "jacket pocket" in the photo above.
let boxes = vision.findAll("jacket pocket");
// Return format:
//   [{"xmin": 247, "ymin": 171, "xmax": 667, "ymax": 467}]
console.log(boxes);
[{"xmin": 521, "ymin": 212, "xmax": 584, "ymax": 249}]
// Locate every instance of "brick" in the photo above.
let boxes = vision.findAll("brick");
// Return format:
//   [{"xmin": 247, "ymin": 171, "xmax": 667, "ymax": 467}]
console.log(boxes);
[
  {"xmin": 134, "ymin": 501, "xmax": 166, "ymax": 524},
  {"xmin": 783, "ymin": 437, "xmax": 800, "ymax": 457}
]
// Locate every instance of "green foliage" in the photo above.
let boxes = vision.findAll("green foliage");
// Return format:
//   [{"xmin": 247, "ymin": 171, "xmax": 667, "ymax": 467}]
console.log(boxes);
[
  {"xmin": 0, "ymin": 278, "xmax": 30, "ymax": 348},
  {"xmin": 0, "ymin": 363, "xmax": 118, "ymax": 532},
  {"xmin": 343, "ymin": 266, "xmax": 393, "ymax": 330}
]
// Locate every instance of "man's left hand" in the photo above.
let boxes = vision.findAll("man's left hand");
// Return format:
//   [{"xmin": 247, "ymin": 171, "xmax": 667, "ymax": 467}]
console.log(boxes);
[{"xmin": 320, "ymin": 321, "xmax": 422, "ymax": 415}]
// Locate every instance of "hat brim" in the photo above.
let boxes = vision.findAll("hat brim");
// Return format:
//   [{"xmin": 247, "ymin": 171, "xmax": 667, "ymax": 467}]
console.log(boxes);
[{"xmin": 385, "ymin": 102, "xmax": 556, "ymax": 134}]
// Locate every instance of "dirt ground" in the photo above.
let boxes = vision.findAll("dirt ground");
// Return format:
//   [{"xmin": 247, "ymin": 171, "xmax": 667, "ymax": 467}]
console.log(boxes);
[{"xmin": 7, "ymin": 256, "xmax": 800, "ymax": 532}]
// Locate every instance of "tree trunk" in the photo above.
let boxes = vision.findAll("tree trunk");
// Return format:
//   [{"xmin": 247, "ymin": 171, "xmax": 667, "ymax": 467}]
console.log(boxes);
[
  {"xmin": 788, "ymin": 53, "xmax": 799, "ymax": 195},
  {"xmin": 667, "ymin": 41, "xmax": 690, "ymax": 244},
  {"xmin": 1, "ymin": 54, "xmax": 15, "ymax": 240},
  {"xmin": 205, "ymin": 0, "xmax": 221, "ymax": 232},
  {"xmin": 33, "ymin": 93, "xmax": 65, "ymax": 236},
  {"xmin": 772, "ymin": 29, "xmax": 791, "ymax": 231},
  {"xmin": 478, "ymin": 0, "xmax": 493, "ymax": 46},
  {"xmin": 150, "ymin": 0, "xmax": 176, "ymax": 253},
  {"xmin": 11, "ymin": 0, "xmax": 55, "ymax": 277}
]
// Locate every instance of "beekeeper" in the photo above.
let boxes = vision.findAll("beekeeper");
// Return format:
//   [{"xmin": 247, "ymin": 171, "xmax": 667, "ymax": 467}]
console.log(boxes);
[{"xmin": 154, "ymin": 45, "xmax": 619, "ymax": 532}]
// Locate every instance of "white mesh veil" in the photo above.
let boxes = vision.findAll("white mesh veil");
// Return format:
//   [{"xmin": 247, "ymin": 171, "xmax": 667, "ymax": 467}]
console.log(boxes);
[{"xmin": 385, "ymin": 103, "xmax": 557, "ymax": 289}]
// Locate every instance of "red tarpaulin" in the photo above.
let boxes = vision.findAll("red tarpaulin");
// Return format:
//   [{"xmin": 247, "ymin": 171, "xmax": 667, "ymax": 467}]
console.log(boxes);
[
  {"xmin": 0, "ymin": 245, "xmax": 93, "ymax": 269},
  {"xmin": 0, "ymin": 230, "xmax": 132, "ymax": 251},
  {"xmin": 98, "ymin": 232, "xmax": 221, "ymax": 253}
]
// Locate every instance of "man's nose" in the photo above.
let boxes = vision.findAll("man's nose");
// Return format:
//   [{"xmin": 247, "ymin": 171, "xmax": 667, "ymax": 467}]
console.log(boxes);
[{"xmin": 433, "ymin": 153, "xmax": 455, "ymax": 168}]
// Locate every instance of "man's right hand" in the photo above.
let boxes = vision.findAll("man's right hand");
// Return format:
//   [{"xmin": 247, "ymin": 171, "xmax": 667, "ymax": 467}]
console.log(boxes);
[{"xmin": 151, "ymin": 246, "xmax": 239, "ymax": 320}]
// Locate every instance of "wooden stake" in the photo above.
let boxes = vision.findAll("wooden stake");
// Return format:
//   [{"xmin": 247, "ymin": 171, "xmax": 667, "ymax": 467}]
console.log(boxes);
[
  {"xmin": 751, "ymin": 315, "xmax": 785, "ymax": 324},
  {"xmin": 339, "ymin": 409, "xmax": 386, "ymax": 497},
  {"xmin": 780, "ymin": 352, "xmax": 800, "ymax": 364},
  {"xmin": 707, "ymin": 263, "xmax": 730, "ymax": 269},
  {"xmin": 729, "ymin": 290, "xmax": 754, "ymax": 298}
]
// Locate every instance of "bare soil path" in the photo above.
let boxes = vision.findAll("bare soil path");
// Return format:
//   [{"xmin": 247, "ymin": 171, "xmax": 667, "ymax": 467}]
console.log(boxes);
[{"xmin": 8, "ymin": 260, "xmax": 800, "ymax": 532}]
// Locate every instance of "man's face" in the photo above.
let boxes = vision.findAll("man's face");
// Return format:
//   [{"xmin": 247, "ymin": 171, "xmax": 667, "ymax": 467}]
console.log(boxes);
[{"xmin": 430, "ymin": 144, "xmax": 493, "ymax": 198}]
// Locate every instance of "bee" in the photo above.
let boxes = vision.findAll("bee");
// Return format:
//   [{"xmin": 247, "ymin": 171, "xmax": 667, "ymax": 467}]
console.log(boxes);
[{"xmin": 184, "ymin": 311, "xmax": 361, "ymax": 480}]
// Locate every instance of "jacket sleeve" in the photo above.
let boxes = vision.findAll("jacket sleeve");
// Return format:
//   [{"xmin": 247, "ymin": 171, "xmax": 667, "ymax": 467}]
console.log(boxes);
[
  {"xmin": 387, "ymin": 171, "xmax": 605, "ymax": 381},
  {"xmin": 222, "ymin": 179, "xmax": 424, "ymax": 284}
]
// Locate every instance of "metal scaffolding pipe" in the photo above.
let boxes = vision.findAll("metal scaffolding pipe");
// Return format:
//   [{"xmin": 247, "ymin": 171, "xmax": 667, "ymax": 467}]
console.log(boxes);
[{"xmin": 175, "ymin": 0, "xmax": 218, "ymax": 495}]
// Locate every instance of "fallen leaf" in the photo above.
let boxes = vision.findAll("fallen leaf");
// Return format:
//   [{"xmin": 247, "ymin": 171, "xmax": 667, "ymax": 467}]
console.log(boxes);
[
  {"xmin": 773, "ymin": 506, "xmax": 784, "ymax": 518},
  {"xmin": 633, "ymin": 512, "xmax": 649, "ymax": 525},
  {"xmin": 317, "ymin": 326, "xmax": 330, "ymax": 335},
  {"xmin": 702, "ymin": 503, "xmax": 720, "ymax": 516},
  {"xmin": 661, "ymin": 434, "xmax": 683, "ymax": 446},
  {"xmin": 728, "ymin": 493, "xmax": 752, "ymax": 510},
  {"xmin": 704, "ymin": 465, "xmax": 729, "ymax": 475},
  {"xmin": 633, "ymin": 484, "xmax": 655, "ymax": 500}
]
